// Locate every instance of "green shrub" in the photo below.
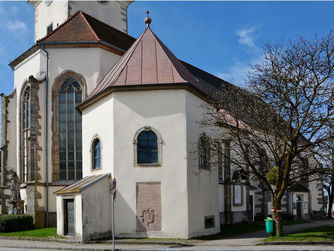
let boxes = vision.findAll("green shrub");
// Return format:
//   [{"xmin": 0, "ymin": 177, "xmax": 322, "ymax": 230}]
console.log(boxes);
[{"xmin": 0, "ymin": 214, "xmax": 33, "ymax": 232}]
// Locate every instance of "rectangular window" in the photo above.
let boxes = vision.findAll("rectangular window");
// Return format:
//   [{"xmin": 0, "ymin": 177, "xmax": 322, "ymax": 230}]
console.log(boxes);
[{"xmin": 47, "ymin": 23, "xmax": 53, "ymax": 35}]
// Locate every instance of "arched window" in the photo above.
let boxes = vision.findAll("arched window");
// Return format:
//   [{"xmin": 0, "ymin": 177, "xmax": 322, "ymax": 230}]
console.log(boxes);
[
  {"xmin": 22, "ymin": 86, "xmax": 31, "ymax": 182},
  {"xmin": 137, "ymin": 130, "xmax": 158, "ymax": 164},
  {"xmin": 59, "ymin": 78, "xmax": 82, "ymax": 180},
  {"xmin": 92, "ymin": 138, "xmax": 101, "ymax": 169},
  {"xmin": 134, "ymin": 127, "xmax": 162, "ymax": 166},
  {"xmin": 232, "ymin": 170, "xmax": 240, "ymax": 181},
  {"xmin": 198, "ymin": 134, "xmax": 210, "ymax": 169}
]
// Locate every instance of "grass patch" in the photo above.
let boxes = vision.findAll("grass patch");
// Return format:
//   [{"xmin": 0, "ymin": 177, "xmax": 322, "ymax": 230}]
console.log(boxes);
[
  {"xmin": 195, "ymin": 223, "xmax": 264, "ymax": 240},
  {"xmin": 264, "ymin": 224, "xmax": 334, "ymax": 242},
  {"xmin": 0, "ymin": 227, "xmax": 56, "ymax": 238}
]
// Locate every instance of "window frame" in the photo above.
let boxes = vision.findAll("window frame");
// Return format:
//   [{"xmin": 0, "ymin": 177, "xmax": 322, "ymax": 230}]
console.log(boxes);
[
  {"xmin": 20, "ymin": 85, "xmax": 31, "ymax": 183},
  {"xmin": 91, "ymin": 135, "xmax": 102, "ymax": 171},
  {"xmin": 51, "ymin": 70, "xmax": 87, "ymax": 184},
  {"xmin": 198, "ymin": 133, "xmax": 210, "ymax": 170},
  {"xmin": 58, "ymin": 78, "xmax": 83, "ymax": 181},
  {"xmin": 133, "ymin": 126, "xmax": 163, "ymax": 167}
]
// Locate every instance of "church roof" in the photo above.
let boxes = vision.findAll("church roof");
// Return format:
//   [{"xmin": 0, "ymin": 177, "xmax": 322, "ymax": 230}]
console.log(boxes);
[
  {"xmin": 39, "ymin": 11, "xmax": 135, "ymax": 52},
  {"xmin": 80, "ymin": 26, "xmax": 221, "ymax": 109},
  {"xmin": 9, "ymin": 11, "xmax": 136, "ymax": 68}
]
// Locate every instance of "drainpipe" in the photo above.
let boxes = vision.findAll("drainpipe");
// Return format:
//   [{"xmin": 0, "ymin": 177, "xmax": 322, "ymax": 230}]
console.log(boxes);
[{"xmin": 40, "ymin": 43, "xmax": 49, "ymax": 227}]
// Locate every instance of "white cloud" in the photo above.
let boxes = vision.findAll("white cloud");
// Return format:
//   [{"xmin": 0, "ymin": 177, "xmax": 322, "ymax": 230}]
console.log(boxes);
[
  {"xmin": 235, "ymin": 25, "xmax": 261, "ymax": 51},
  {"xmin": 7, "ymin": 20, "xmax": 27, "ymax": 33},
  {"xmin": 216, "ymin": 54, "xmax": 264, "ymax": 87}
]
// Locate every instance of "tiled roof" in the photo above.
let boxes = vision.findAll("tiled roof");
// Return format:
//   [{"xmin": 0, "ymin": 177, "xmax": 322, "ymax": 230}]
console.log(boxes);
[
  {"xmin": 39, "ymin": 11, "xmax": 135, "ymax": 51},
  {"xmin": 55, "ymin": 174, "xmax": 110, "ymax": 195},
  {"xmin": 10, "ymin": 11, "xmax": 136, "ymax": 69}
]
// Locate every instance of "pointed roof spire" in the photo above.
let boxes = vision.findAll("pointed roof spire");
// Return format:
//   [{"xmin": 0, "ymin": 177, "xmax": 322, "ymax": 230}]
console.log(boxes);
[
  {"xmin": 81, "ymin": 18, "xmax": 218, "ymax": 109},
  {"xmin": 145, "ymin": 10, "xmax": 152, "ymax": 27}
]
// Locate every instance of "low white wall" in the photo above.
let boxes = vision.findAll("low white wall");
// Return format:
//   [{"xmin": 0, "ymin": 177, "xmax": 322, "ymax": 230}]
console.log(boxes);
[{"xmin": 81, "ymin": 176, "xmax": 112, "ymax": 242}]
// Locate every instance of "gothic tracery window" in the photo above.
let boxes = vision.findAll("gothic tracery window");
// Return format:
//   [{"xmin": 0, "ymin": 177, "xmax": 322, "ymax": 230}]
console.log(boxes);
[
  {"xmin": 59, "ymin": 78, "xmax": 82, "ymax": 181},
  {"xmin": 22, "ymin": 86, "xmax": 31, "ymax": 183}
]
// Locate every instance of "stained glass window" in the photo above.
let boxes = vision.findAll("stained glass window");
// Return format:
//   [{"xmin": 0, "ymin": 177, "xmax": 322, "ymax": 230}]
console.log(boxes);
[{"xmin": 59, "ymin": 78, "xmax": 82, "ymax": 181}]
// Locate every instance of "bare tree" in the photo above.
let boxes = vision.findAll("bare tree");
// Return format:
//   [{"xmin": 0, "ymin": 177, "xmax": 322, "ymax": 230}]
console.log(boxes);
[{"xmin": 203, "ymin": 32, "xmax": 334, "ymax": 236}]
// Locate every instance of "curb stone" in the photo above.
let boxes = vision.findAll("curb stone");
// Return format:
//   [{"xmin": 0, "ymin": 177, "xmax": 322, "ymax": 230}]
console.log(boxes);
[{"xmin": 257, "ymin": 241, "xmax": 334, "ymax": 245}]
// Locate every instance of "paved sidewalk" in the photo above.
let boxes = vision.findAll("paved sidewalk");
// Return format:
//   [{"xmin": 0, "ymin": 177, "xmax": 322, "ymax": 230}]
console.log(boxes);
[
  {"xmin": 0, "ymin": 220, "xmax": 332, "ymax": 251},
  {"xmin": 196, "ymin": 219, "xmax": 334, "ymax": 246}
]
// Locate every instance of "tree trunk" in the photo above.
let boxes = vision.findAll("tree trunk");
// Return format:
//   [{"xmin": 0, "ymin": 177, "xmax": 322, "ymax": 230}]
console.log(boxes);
[{"xmin": 272, "ymin": 199, "xmax": 283, "ymax": 237}]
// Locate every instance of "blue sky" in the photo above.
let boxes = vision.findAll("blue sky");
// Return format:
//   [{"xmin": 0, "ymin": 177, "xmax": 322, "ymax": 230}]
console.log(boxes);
[{"xmin": 0, "ymin": 1, "xmax": 333, "ymax": 97}]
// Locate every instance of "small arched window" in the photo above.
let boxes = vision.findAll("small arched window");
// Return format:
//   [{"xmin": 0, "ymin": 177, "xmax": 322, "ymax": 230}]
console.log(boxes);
[
  {"xmin": 93, "ymin": 139, "xmax": 101, "ymax": 169},
  {"xmin": 137, "ymin": 130, "xmax": 158, "ymax": 164},
  {"xmin": 232, "ymin": 170, "xmax": 240, "ymax": 181},
  {"xmin": 198, "ymin": 134, "xmax": 210, "ymax": 169}
]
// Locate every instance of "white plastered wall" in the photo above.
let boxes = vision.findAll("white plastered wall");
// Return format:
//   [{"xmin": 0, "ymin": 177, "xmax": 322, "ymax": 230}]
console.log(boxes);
[
  {"xmin": 81, "ymin": 176, "xmax": 111, "ymax": 241},
  {"xmin": 32, "ymin": 0, "xmax": 68, "ymax": 42},
  {"xmin": 82, "ymin": 89, "xmax": 190, "ymax": 238},
  {"xmin": 185, "ymin": 91, "xmax": 220, "ymax": 237},
  {"xmin": 69, "ymin": 0, "xmax": 132, "ymax": 33}
]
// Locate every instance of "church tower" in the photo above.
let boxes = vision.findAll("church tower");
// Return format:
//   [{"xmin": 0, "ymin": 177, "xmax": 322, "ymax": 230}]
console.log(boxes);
[
  {"xmin": 28, "ymin": 0, "xmax": 133, "ymax": 42},
  {"xmin": 1, "ymin": 0, "xmax": 135, "ymax": 227}
]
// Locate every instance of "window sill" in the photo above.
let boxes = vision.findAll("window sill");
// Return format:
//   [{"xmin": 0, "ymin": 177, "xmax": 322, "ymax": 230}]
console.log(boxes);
[
  {"xmin": 52, "ymin": 180, "xmax": 77, "ymax": 186},
  {"xmin": 199, "ymin": 167, "xmax": 210, "ymax": 171},
  {"xmin": 92, "ymin": 167, "xmax": 102, "ymax": 171},
  {"xmin": 135, "ymin": 163, "xmax": 161, "ymax": 168}
]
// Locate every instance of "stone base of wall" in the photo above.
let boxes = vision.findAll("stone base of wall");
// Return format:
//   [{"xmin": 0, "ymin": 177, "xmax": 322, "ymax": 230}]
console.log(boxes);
[
  {"xmin": 311, "ymin": 210, "xmax": 327, "ymax": 220},
  {"xmin": 83, "ymin": 230, "xmax": 112, "ymax": 243},
  {"xmin": 220, "ymin": 211, "xmax": 250, "ymax": 226},
  {"xmin": 47, "ymin": 212, "xmax": 57, "ymax": 227},
  {"xmin": 34, "ymin": 210, "xmax": 46, "ymax": 228}
]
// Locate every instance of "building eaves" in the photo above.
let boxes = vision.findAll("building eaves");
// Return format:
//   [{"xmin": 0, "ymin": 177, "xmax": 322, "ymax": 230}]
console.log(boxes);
[
  {"xmin": 9, "ymin": 10, "xmax": 136, "ymax": 69},
  {"xmin": 55, "ymin": 173, "xmax": 110, "ymax": 195}
]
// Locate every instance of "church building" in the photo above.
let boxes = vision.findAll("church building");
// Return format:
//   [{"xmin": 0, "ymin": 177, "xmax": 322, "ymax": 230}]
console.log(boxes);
[{"xmin": 0, "ymin": 0, "xmax": 325, "ymax": 242}]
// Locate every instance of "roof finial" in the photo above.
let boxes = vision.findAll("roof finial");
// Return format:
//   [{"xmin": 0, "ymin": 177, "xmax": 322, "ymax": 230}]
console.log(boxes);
[{"xmin": 144, "ymin": 10, "xmax": 152, "ymax": 27}]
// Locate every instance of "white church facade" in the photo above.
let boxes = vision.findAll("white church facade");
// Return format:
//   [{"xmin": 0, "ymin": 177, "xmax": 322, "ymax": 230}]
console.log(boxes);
[{"xmin": 0, "ymin": 0, "xmax": 325, "ymax": 242}]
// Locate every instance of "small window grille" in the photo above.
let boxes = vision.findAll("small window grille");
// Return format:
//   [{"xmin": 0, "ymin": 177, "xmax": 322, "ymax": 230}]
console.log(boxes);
[{"xmin": 204, "ymin": 216, "xmax": 215, "ymax": 229}]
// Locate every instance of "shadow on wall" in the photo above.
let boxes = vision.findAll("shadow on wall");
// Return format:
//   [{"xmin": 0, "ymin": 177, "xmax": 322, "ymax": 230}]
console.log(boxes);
[
  {"xmin": 115, "ymin": 91, "xmax": 184, "ymax": 119},
  {"xmin": 114, "ymin": 190, "xmax": 149, "ymax": 238}
]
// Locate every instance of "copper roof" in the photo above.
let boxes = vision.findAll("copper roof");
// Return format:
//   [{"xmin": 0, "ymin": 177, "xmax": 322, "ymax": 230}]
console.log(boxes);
[
  {"xmin": 39, "ymin": 11, "xmax": 135, "ymax": 52},
  {"xmin": 84, "ymin": 26, "xmax": 220, "ymax": 103},
  {"xmin": 55, "ymin": 174, "xmax": 110, "ymax": 195}
]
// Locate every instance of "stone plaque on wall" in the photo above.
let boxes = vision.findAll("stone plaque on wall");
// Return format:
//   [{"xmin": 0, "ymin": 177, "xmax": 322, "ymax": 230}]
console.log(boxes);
[{"xmin": 136, "ymin": 182, "xmax": 162, "ymax": 232}]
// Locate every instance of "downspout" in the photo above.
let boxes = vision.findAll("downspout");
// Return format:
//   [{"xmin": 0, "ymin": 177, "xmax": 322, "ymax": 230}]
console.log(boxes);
[{"xmin": 40, "ymin": 43, "xmax": 49, "ymax": 227}]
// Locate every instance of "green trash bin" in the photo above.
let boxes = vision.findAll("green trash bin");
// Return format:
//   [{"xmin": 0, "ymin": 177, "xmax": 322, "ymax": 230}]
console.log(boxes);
[{"xmin": 264, "ymin": 217, "xmax": 274, "ymax": 234}]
